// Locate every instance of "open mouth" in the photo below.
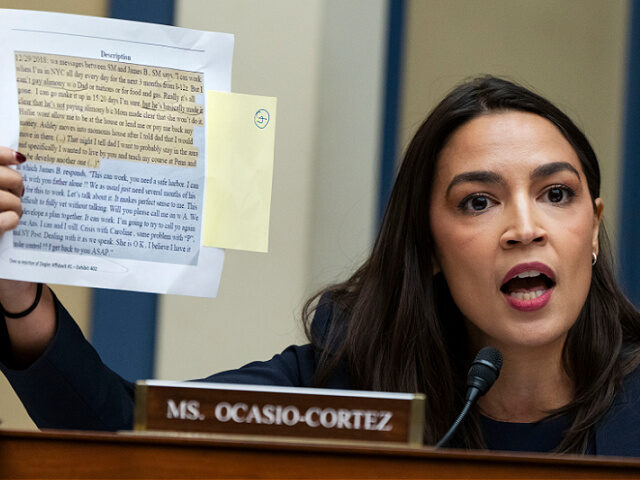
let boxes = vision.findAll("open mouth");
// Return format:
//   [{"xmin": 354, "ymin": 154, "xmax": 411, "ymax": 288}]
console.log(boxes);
[{"xmin": 500, "ymin": 270, "xmax": 556, "ymax": 301}]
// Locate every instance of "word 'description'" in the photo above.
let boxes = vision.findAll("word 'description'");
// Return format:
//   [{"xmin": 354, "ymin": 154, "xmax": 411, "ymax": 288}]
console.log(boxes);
[{"xmin": 135, "ymin": 381, "xmax": 425, "ymax": 445}]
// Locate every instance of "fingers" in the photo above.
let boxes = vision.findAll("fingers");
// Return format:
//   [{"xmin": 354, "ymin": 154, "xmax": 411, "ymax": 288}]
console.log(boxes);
[
  {"xmin": 0, "ymin": 209, "xmax": 20, "ymax": 234},
  {"xmin": 0, "ymin": 164, "xmax": 25, "ymax": 198},
  {"xmin": 0, "ymin": 186, "xmax": 22, "ymax": 234},
  {"xmin": 0, "ymin": 146, "xmax": 26, "ymax": 166},
  {"xmin": 0, "ymin": 147, "xmax": 25, "ymax": 235}
]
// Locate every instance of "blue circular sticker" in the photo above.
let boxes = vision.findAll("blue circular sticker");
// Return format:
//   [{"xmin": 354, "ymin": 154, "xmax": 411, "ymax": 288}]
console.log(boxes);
[{"xmin": 254, "ymin": 109, "xmax": 270, "ymax": 129}]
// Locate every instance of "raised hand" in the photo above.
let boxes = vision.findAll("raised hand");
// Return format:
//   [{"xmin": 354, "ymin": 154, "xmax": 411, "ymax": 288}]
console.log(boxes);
[
  {"xmin": 0, "ymin": 148, "xmax": 55, "ymax": 367},
  {"xmin": 0, "ymin": 146, "xmax": 25, "ymax": 235}
]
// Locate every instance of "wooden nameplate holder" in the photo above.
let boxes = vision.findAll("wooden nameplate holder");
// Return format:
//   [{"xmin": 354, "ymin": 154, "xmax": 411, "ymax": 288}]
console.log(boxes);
[{"xmin": 134, "ymin": 380, "xmax": 425, "ymax": 445}]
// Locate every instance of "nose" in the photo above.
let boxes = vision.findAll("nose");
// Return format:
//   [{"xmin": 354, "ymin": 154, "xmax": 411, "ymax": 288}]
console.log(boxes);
[{"xmin": 500, "ymin": 197, "xmax": 547, "ymax": 248}]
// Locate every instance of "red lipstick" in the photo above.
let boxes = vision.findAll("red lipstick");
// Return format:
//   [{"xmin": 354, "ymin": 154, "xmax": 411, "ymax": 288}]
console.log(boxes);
[
  {"xmin": 501, "ymin": 262, "xmax": 555, "ymax": 312},
  {"xmin": 503, "ymin": 288, "xmax": 553, "ymax": 312},
  {"xmin": 501, "ymin": 262, "xmax": 556, "ymax": 285}
]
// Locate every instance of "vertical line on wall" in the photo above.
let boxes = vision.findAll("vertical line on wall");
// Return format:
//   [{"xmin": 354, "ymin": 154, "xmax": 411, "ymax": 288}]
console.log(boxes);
[
  {"xmin": 619, "ymin": 0, "xmax": 640, "ymax": 308},
  {"xmin": 90, "ymin": 0, "xmax": 175, "ymax": 381},
  {"xmin": 377, "ymin": 0, "xmax": 406, "ymax": 224}
]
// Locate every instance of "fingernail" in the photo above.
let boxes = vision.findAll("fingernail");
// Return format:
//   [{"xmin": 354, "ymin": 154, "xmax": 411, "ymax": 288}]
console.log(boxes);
[{"xmin": 14, "ymin": 151, "xmax": 26, "ymax": 163}]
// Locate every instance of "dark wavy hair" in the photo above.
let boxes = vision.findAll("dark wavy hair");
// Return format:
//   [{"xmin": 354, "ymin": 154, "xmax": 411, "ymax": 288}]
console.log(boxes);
[{"xmin": 303, "ymin": 75, "xmax": 640, "ymax": 452}]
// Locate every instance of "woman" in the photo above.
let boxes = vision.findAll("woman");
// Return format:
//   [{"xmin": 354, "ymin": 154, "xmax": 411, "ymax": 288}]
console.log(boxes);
[{"xmin": 1, "ymin": 76, "xmax": 639, "ymax": 454}]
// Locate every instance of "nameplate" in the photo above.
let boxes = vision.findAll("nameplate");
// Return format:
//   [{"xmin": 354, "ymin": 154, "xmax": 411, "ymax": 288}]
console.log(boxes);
[{"xmin": 134, "ymin": 380, "xmax": 425, "ymax": 445}]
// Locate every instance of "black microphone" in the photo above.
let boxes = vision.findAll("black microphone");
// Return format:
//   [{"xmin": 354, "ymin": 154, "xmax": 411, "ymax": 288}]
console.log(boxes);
[{"xmin": 434, "ymin": 347, "xmax": 503, "ymax": 449}]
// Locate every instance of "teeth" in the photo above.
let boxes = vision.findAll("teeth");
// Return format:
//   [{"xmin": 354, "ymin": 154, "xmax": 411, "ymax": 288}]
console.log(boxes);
[
  {"xmin": 509, "ymin": 289, "xmax": 546, "ymax": 301},
  {"xmin": 514, "ymin": 270, "xmax": 542, "ymax": 279}
]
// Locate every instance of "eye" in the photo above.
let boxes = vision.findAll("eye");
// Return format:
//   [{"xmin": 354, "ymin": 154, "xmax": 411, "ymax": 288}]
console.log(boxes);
[
  {"xmin": 543, "ymin": 185, "xmax": 575, "ymax": 204},
  {"xmin": 458, "ymin": 194, "xmax": 496, "ymax": 214}
]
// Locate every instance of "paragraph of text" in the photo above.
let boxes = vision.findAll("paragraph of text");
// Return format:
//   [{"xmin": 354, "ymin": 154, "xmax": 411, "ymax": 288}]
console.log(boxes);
[
  {"xmin": 14, "ymin": 162, "xmax": 201, "ymax": 265},
  {"xmin": 15, "ymin": 51, "xmax": 204, "ymax": 168}
]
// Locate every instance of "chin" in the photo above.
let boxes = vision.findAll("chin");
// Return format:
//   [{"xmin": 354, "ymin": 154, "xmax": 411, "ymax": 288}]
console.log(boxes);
[
  {"xmin": 463, "ymin": 298, "xmax": 579, "ymax": 352},
  {"xmin": 496, "ymin": 322, "xmax": 571, "ymax": 352},
  {"xmin": 506, "ymin": 334, "xmax": 566, "ymax": 350}
]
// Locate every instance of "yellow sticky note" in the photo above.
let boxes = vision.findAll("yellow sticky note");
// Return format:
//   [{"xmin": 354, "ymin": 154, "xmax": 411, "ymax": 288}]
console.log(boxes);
[{"xmin": 203, "ymin": 92, "xmax": 276, "ymax": 252}]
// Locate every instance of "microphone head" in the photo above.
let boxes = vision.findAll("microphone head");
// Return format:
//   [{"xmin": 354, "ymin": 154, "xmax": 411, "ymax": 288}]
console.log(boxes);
[{"xmin": 467, "ymin": 347, "xmax": 503, "ymax": 396}]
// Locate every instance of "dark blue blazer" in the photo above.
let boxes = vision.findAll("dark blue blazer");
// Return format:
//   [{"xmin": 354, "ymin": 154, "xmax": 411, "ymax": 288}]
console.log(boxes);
[{"xmin": 1, "ymin": 298, "xmax": 640, "ymax": 456}]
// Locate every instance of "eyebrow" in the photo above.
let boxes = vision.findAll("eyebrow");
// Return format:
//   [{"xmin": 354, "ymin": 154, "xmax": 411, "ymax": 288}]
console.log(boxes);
[
  {"xmin": 445, "ymin": 161, "xmax": 582, "ymax": 196},
  {"xmin": 530, "ymin": 161, "xmax": 581, "ymax": 181},
  {"xmin": 446, "ymin": 171, "xmax": 504, "ymax": 196}
]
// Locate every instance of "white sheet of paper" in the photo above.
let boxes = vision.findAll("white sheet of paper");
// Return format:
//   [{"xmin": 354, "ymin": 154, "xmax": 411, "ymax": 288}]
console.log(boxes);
[{"xmin": 0, "ymin": 9, "xmax": 234, "ymax": 297}]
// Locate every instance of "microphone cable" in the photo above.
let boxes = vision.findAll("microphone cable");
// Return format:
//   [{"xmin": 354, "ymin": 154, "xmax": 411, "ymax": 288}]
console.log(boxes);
[{"xmin": 435, "ymin": 346, "xmax": 503, "ymax": 449}]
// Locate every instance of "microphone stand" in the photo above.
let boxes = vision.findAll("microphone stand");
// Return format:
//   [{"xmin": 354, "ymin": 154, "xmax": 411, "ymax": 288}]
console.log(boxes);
[
  {"xmin": 434, "ymin": 347, "xmax": 502, "ymax": 449},
  {"xmin": 434, "ymin": 389, "xmax": 480, "ymax": 448}
]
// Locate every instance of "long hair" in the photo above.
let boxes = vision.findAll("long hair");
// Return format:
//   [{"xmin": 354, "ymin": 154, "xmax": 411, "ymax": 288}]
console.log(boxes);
[{"xmin": 303, "ymin": 75, "xmax": 640, "ymax": 452}]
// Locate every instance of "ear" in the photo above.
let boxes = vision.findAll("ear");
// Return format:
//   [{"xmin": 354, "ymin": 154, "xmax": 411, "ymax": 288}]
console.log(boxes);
[{"xmin": 592, "ymin": 198, "xmax": 604, "ymax": 255}]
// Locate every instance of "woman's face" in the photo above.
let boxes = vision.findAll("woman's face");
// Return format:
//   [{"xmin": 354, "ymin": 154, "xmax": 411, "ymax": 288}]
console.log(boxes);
[{"xmin": 429, "ymin": 111, "xmax": 603, "ymax": 352}]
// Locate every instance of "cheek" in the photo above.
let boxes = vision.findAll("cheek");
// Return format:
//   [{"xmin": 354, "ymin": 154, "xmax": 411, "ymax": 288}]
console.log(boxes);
[
  {"xmin": 557, "ymin": 208, "xmax": 595, "ymax": 295},
  {"xmin": 431, "ymin": 215, "xmax": 496, "ymax": 291},
  {"xmin": 554, "ymin": 206, "xmax": 596, "ymax": 259},
  {"xmin": 431, "ymin": 212, "xmax": 496, "ymax": 258}
]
